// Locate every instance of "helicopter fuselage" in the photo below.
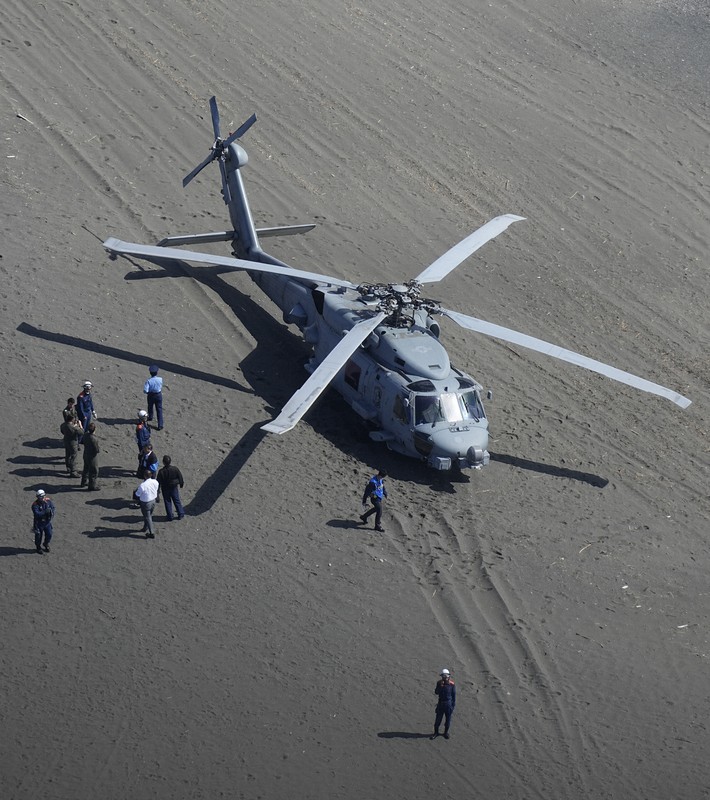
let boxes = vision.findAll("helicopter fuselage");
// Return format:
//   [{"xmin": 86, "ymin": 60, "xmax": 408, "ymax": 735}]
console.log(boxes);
[{"xmin": 249, "ymin": 268, "xmax": 490, "ymax": 469}]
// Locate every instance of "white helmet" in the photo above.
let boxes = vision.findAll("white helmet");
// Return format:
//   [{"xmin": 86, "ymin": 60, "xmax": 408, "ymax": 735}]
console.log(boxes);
[
  {"xmin": 83, "ymin": 380, "xmax": 93, "ymax": 389},
  {"xmin": 440, "ymin": 668, "xmax": 450, "ymax": 676},
  {"xmin": 138, "ymin": 409, "xmax": 148, "ymax": 418},
  {"xmin": 36, "ymin": 489, "xmax": 46, "ymax": 498}
]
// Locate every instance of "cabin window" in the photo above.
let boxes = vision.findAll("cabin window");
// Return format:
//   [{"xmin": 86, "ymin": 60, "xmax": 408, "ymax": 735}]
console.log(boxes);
[{"xmin": 344, "ymin": 360, "xmax": 361, "ymax": 391}]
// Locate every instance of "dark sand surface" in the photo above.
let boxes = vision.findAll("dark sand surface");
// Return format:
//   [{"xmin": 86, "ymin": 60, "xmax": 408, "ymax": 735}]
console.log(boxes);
[{"xmin": 1, "ymin": 1, "xmax": 709, "ymax": 798}]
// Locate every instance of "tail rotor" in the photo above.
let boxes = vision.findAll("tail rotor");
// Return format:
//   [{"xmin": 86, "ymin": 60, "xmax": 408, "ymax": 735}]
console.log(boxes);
[{"xmin": 182, "ymin": 96, "xmax": 257, "ymax": 188}]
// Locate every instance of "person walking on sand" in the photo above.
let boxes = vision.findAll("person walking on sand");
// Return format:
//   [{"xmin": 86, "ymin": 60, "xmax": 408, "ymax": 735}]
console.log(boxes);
[
  {"xmin": 144, "ymin": 364, "xmax": 164, "ymax": 430},
  {"xmin": 81, "ymin": 421, "xmax": 100, "ymax": 490},
  {"xmin": 360, "ymin": 469, "xmax": 388, "ymax": 532},
  {"xmin": 431, "ymin": 669, "xmax": 456, "ymax": 740},
  {"xmin": 60, "ymin": 414, "xmax": 84, "ymax": 477},
  {"xmin": 31, "ymin": 488, "xmax": 55, "ymax": 554},
  {"xmin": 134, "ymin": 469, "xmax": 160, "ymax": 538},
  {"xmin": 157, "ymin": 455, "xmax": 185, "ymax": 521}
]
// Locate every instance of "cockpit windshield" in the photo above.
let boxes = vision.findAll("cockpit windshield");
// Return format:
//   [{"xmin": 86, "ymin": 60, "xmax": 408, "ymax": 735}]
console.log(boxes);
[{"xmin": 414, "ymin": 390, "xmax": 485, "ymax": 426}]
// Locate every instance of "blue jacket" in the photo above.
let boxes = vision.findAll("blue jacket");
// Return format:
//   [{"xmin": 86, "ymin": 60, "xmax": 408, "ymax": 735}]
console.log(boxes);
[
  {"xmin": 76, "ymin": 390, "xmax": 94, "ymax": 422},
  {"xmin": 136, "ymin": 422, "xmax": 151, "ymax": 450},
  {"xmin": 363, "ymin": 475, "xmax": 387, "ymax": 503},
  {"xmin": 435, "ymin": 678, "xmax": 456, "ymax": 708},
  {"xmin": 32, "ymin": 498, "xmax": 55, "ymax": 529},
  {"xmin": 144, "ymin": 376, "xmax": 163, "ymax": 394}
]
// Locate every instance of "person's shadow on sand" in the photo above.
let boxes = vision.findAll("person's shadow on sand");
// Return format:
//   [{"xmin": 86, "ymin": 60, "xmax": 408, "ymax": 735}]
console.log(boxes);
[
  {"xmin": 83, "ymin": 527, "xmax": 146, "ymax": 540},
  {"xmin": 377, "ymin": 732, "xmax": 432, "ymax": 740},
  {"xmin": 0, "ymin": 546, "xmax": 43, "ymax": 557}
]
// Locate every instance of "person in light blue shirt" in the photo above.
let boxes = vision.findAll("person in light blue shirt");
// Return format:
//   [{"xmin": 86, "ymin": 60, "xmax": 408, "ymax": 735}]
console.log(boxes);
[{"xmin": 143, "ymin": 364, "xmax": 164, "ymax": 430}]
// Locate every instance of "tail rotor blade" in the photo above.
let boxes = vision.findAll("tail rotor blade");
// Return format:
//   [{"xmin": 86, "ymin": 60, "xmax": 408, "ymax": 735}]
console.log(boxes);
[
  {"xmin": 224, "ymin": 113, "xmax": 257, "ymax": 148},
  {"xmin": 183, "ymin": 152, "xmax": 215, "ymax": 188},
  {"xmin": 209, "ymin": 95, "xmax": 221, "ymax": 140}
]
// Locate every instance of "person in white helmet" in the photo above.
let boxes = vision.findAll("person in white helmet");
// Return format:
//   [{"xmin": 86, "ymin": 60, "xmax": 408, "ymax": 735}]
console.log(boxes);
[
  {"xmin": 76, "ymin": 380, "xmax": 96, "ymax": 440},
  {"xmin": 431, "ymin": 668, "xmax": 456, "ymax": 739},
  {"xmin": 31, "ymin": 489, "xmax": 55, "ymax": 554}
]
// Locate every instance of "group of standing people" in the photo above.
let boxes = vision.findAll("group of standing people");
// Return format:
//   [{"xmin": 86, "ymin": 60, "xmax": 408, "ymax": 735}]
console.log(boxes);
[{"xmin": 37, "ymin": 364, "xmax": 186, "ymax": 549}]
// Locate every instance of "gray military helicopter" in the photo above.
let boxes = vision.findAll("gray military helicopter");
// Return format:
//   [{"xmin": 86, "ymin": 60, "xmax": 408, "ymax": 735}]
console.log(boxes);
[{"xmin": 104, "ymin": 97, "xmax": 691, "ymax": 471}]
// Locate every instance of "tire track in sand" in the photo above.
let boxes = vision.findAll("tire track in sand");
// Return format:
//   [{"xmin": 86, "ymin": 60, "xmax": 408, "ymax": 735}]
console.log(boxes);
[{"xmin": 384, "ymin": 507, "xmax": 606, "ymax": 799}]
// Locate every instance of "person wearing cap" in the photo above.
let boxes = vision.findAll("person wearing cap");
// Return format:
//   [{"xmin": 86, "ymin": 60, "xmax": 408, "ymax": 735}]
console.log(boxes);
[
  {"xmin": 157, "ymin": 455, "xmax": 185, "ymax": 521},
  {"xmin": 134, "ymin": 469, "xmax": 160, "ymax": 538},
  {"xmin": 31, "ymin": 489, "xmax": 55, "ymax": 554},
  {"xmin": 143, "ymin": 365, "xmax": 164, "ymax": 430},
  {"xmin": 81, "ymin": 421, "xmax": 101, "ymax": 491},
  {"xmin": 360, "ymin": 469, "xmax": 388, "ymax": 532},
  {"xmin": 432, "ymin": 669, "xmax": 456, "ymax": 739},
  {"xmin": 76, "ymin": 381, "xmax": 96, "ymax": 439},
  {"xmin": 135, "ymin": 410, "xmax": 151, "ymax": 453}
]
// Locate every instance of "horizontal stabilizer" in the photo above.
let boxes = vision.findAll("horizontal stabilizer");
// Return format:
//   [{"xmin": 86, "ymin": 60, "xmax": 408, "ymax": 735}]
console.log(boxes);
[{"xmin": 256, "ymin": 224, "xmax": 316, "ymax": 238}]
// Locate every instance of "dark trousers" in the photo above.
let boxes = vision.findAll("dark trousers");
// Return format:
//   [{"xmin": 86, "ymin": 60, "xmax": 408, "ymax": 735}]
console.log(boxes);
[
  {"xmin": 64, "ymin": 439, "xmax": 79, "ymax": 474},
  {"xmin": 34, "ymin": 523, "xmax": 52, "ymax": 550},
  {"xmin": 434, "ymin": 703, "xmax": 453, "ymax": 733},
  {"xmin": 163, "ymin": 485, "xmax": 185, "ymax": 520},
  {"xmin": 147, "ymin": 392, "xmax": 163, "ymax": 428},
  {"xmin": 82, "ymin": 458, "xmax": 99, "ymax": 490},
  {"xmin": 362, "ymin": 497, "xmax": 383, "ymax": 527}
]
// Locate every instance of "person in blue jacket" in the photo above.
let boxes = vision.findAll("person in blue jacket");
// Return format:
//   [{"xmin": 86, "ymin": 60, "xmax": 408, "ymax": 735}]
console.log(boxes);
[
  {"xmin": 135, "ymin": 410, "xmax": 151, "ymax": 453},
  {"xmin": 431, "ymin": 669, "xmax": 456, "ymax": 739},
  {"xmin": 143, "ymin": 365, "xmax": 164, "ymax": 430},
  {"xmin": 32, "ymin": 489, "xmax": 55, "ymax": 554},
  {"xmin": 360, "ymin": 469, "xmax": 388, "ymax": 532},
  {"xmin": 76, "ymin": 380, "xmax": 96, "ymax": 439}
]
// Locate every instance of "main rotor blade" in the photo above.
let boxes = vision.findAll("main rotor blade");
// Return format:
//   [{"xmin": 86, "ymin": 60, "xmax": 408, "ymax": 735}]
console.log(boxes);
[
  {"xmin": 415, "ymin": 214, "xmax": 526, "ymax": 284},
  {"xmin": 209, "ymin": 95, "xmax": 221, "ymax": 140},
  {"xmin": 103, "ymin": 238, "xmax": 357, "ymax": 289},
  {"xmin": 440, "ymin": 308, "xmax": 692, "ymax": 409},
  {"xmin": 183, "ymin": 152, "xmax": 215, "ymax": 188},
  {"xmin": 224, "ymin": 113, "xmax": 257, "ymax": 147},
  {"xmin": 262, "ymin": 312, "xmax": 387, "ymax": 434}
]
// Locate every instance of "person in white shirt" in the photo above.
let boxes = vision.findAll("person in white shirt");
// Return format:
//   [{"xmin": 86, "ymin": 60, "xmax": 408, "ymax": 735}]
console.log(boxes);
[{"xmin": 134, "ymin": 470, "xmax": 160, "ymax": 538}]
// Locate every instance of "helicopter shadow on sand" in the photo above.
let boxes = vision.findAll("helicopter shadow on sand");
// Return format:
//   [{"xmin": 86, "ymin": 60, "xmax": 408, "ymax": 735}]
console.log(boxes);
[
  {"xmin": 120, "ymin": 256, "xmax": 404, "ymax": 513},
  {"xmin": 16, "ymin": 321, "xmax": 253, "ymax": 396}
]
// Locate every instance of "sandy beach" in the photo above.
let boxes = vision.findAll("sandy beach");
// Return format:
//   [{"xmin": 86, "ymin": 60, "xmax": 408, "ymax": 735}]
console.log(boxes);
[{"xmin": 1, "ymin": 0, "xmax": 709, "ymax": 797}]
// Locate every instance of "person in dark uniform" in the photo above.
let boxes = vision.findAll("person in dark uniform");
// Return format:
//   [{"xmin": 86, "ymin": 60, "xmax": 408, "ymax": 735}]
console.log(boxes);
[
  {"xmin": 62, "ymin": 397, "xmax": 78, "ymax": 423},
  {"xmin": 81, "ymin": 421, "xmax": 100, "ymax": 490},
  {"xmin": 135, "ymin": 410, "xmax": 151, "ymax": 453},
  {"xmin": 157, "ymin": 455, "xmax": 185, "ymax": 521},
  {"xmin": 137, "ymin": 442, "xmax": 158, "ymax": 479},
  {"xmin": 76, "ymin": 381, "xmax": 96, "ymax": 441},
  {"xmin": 60, "ymin": 415, "xmax": 84, "ymax": 477},
  {"xmin": 31, "ymin": 489, "xmax": 55, "ymax": 554},
  {"xmin": 431, "ymin": 669, "xmax": 456, "ymax": 739},
  {"xmin": 360, "ymin": 469, "xmax": 388, "ymax": 532},
  {"xmin": 143, "ymin": 365, "xmax": 164, "ymax": 430}
]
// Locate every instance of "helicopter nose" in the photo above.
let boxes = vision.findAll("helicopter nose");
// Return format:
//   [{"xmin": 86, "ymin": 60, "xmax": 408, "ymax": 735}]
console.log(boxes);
[{"xmin": 428, "ymin": 426, "xmax": 489, "ymax": 469}]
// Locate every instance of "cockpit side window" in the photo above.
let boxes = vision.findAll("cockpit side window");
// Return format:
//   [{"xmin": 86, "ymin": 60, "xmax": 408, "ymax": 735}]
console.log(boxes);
[{"xmin": 393, "ymin": 394, "xmax": 410, "ymax": 424}]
